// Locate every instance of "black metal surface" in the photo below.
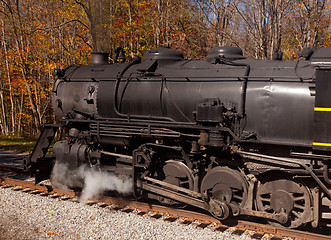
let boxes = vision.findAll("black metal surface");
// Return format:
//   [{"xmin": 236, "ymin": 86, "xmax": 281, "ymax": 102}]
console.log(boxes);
[
  {"xmin": 206, "ymin": 46, "xmax": 245, "ymax": 63},
  {"xmin": 27, "ymin": 124, "xmax": 59, "ymax": 183},
  {"xmin": 91, "ymin": 52, "xmax": 109, "ymax": 65},
  {"xmin": 313, "ymin": 69, "xmax": 331, "ymax": 151},
  {"xmin": 51, "ymin": 47, "xmax": 318, "ymax": 148}
]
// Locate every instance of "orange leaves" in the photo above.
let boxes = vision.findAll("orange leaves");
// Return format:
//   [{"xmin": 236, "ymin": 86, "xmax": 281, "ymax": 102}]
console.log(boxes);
[
  {"xmin": 0, "ymin": 0, "xmax": 94, "ymax": 135},
  {"xmin": 0, "ymin": 0, "xmax": 330, "ymax": 135}
]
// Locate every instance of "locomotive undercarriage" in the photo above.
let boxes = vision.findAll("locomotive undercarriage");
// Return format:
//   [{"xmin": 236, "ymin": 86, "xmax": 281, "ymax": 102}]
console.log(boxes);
[{"xmin": 26, "ymin": 119, "xmax": 331, "ymax": 230}]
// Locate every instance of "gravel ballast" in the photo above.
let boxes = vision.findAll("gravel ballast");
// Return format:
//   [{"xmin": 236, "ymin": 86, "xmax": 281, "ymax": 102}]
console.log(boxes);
[{"xmin": 0, "ymin": 187, "xmax": 256, "ymax": 240}]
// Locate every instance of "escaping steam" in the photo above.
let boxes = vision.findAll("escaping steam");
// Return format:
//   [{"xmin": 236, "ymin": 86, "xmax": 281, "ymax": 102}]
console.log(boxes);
[
  {"xmin": 51, "ymin": 162, "xmax": 133, "ymax": 202},
  {"xmin": 80, "ymin": 169, "xmax": 132, "ymax": 202},
  {"xmin": 50, "ymin": 162, "xmax": 85, "ymax": 190}
]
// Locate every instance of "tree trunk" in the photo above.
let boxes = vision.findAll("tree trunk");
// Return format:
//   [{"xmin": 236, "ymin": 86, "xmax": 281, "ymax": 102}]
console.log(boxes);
[{"xmin": 2, "ymin": 21, "xmax": 15, "ymax": 135}]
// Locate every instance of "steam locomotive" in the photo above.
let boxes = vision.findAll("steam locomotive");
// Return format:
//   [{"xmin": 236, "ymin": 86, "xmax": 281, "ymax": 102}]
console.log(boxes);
[{"xmin": 25, "ymin": 46, "xmax": 331, "ymax": 229}]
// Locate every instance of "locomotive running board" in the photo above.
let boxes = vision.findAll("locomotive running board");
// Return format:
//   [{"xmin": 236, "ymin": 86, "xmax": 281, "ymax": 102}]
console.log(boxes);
[{"xmin": 140, "ymin": 176, "xmax": 288, "ymax": 223}]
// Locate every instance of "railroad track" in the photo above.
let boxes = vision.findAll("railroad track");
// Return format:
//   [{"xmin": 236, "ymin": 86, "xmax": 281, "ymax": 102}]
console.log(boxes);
[
  {"xmin": 0, "ymin": 173, "xmax": 329, "ymax": 240},
  {"xmin": 0, "ymin": 165, "xmax": 27, "ymax": 175}
]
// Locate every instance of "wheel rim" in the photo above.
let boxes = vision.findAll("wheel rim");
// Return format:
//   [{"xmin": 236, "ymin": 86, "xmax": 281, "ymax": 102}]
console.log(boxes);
[{"xmin": 256, "ymin": 177, "xmax": 312, "ymax": 228}]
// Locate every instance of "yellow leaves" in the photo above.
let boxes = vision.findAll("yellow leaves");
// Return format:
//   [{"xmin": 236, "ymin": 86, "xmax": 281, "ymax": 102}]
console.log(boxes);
[
  {"xmin": 46, "ymin": 231, "xmax": 59, "ymax": 236},
  {"xmin": 282, "ymin": 48, "xmax": 298, "ymax": 60}
]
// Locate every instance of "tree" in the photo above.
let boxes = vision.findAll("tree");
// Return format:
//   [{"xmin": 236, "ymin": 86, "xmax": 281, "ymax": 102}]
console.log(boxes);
[
  {"xmin": 282, "ymin": 0, "xmax": 330, "ymax": 58},
  {"xmin": 232, "ymin": 0, "xmax": 288, "ymax": 59}
]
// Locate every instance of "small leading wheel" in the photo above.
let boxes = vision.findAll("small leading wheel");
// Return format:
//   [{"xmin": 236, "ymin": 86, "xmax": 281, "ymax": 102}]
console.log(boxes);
[
  {"xmin": 200, "ymin": 167, "xmax": 249, "ymax": 213},
  {"xmin": 155, "ymin": 160, "xmax": 194, "ymax": 206},
  {"xmin": 256, "ymin": 175, "xmax": 312, "ymax": 228}
]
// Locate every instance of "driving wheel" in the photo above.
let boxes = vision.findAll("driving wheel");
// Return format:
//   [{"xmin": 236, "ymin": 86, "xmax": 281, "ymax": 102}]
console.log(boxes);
[
  {"xmin": 200, "ymin": 166, "xmax": 248, "ymax": 211},
  {"xmin": 256, "ymin": 175, "xmax": 312, "ymax": 228},
  {"xmin": 156, "ymin": 160, "xmax": 194, "ymax": 206}
]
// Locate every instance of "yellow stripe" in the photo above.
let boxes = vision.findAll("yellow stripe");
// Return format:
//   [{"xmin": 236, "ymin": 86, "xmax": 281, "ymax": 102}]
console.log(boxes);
[
  {"xmin": 313, "ymin": 142, "xmax": 331, "ymax": 147},
  {"xmin": 314, "ymin": 107, "xmax": 331, "ymax": 112}
]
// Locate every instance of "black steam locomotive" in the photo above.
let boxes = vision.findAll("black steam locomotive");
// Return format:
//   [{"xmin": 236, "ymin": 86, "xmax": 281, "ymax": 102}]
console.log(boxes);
[{"xmin": 26, "ymin": 46, "xmax": 331, "ymax": 228}]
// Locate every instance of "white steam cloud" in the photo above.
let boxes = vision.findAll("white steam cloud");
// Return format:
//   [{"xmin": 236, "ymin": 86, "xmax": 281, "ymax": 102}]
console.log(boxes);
[
  {"xmin": 50, "ymin": 163, "xmax": 85, "ymax": 190},
  {"xmin": 80, "ymin": 169, "xmax": 132, "ymax": 202},
  {"xmin": 51, "ymin": 162, "xmax": 133, "ymax": 202}
]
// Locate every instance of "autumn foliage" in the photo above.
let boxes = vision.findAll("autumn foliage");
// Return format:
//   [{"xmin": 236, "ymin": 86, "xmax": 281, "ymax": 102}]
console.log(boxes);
[{"xmin": 0, "ymin": 0, "xmax": 330, "ymax": 136}]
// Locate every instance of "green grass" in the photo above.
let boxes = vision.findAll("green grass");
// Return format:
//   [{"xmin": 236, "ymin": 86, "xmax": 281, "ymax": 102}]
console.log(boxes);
[{"xmin": 0, "ymin": 136, "xmax": 37, "ymax": 153}]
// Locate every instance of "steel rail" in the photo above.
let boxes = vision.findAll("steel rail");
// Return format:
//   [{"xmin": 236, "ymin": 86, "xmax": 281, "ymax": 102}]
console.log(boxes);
[{"xmin": 0, "ymin": 165, "xmax": 28, "ymax": 175}]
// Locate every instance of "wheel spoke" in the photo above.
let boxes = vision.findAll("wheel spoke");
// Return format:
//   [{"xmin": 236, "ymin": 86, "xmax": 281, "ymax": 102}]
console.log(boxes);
[
  {"xmin": 259, "ymin": 197, "xmax": 270, "ymax": 202},
  {"xmin": 293, "ymin": 196, "xmax": 305, "ymax": 202},
  {"xmin": 180, "ymin": 180, "xmax": 189, "ymax": 185},
  {"xmin": 294, "ymin": 204, "xmax": 306, "ymax": 211},
  {"xmin": 231, "ymin": 188, "xmax": 243, "ymax": 193},
  {"xmin": 263, "ymin": 205, "xmax": 272, "ymax": 211},
  {"xmin": 232, "ymin": 195, "xmax": 243, "ymax": 201},
  {"xmin": 292, "ymin": 210, "xmax": 301, "ymax": 218}
]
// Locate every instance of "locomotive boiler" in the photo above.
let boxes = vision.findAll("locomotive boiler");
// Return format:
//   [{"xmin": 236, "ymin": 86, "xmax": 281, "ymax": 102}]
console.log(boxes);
[{"xmin": 26, "ymin": 46, "xmax": 331, "ymax": 228}]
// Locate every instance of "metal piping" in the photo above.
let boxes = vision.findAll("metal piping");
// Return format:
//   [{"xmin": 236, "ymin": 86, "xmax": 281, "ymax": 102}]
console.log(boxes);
[
  {"xmin": 323, "ymin": 164, "xmax": 331, "ymax": 185},
  {"xmin": 113, "ymin": 57, "xmax": 175, "ymax": 122},
  {"xmin": 219, "ymin": 59, "xmax": 250, "ymax": 118},
  {"xmin": 101, "ymin": 151, "xmax": 132, "ymax": 159}
]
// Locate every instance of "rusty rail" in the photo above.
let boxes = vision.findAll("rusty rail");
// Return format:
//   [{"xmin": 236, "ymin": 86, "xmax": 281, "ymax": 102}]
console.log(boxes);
[{"xmin": 0, "ymin": 165, "xmax": 27, "ymax": 175}]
